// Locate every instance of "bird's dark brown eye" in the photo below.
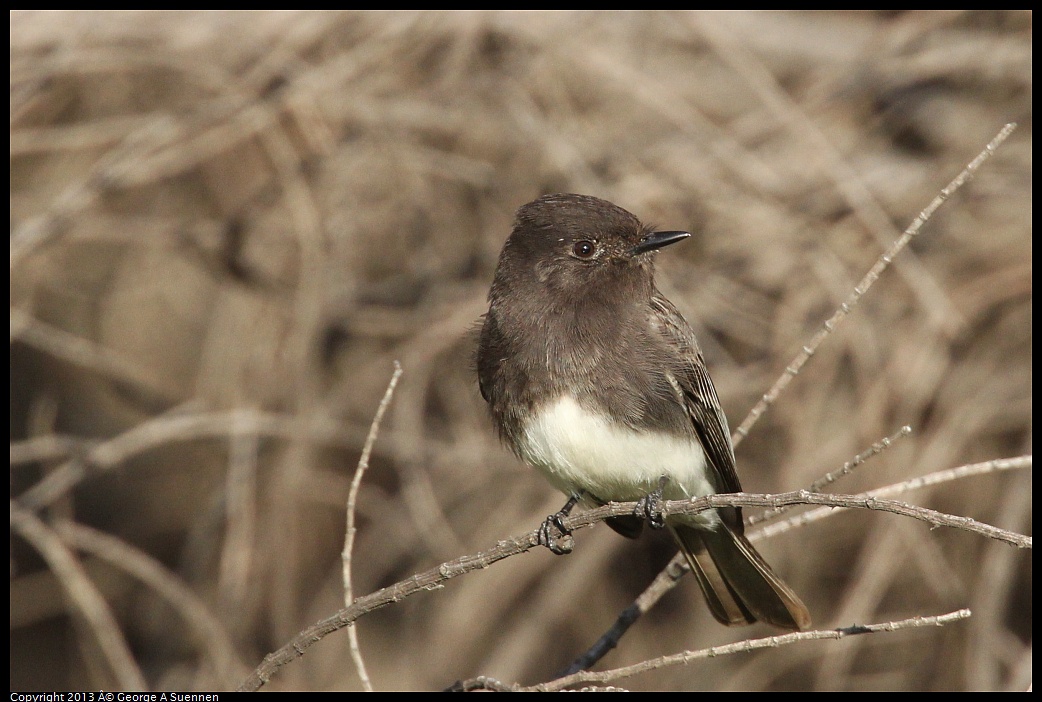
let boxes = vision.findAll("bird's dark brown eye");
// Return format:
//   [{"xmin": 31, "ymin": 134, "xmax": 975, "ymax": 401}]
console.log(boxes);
[{"xmin": 572, "ymin": 240, "xmax": 596, "ymax": 259}]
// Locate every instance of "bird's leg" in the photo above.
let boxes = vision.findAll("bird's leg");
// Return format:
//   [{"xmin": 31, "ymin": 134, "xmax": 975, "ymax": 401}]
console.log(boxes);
[
  {"xmin": 538, "ymin": 493, "xmax": 581, "ymax": 554},
  {"xmin": 635, "ymin": 476, "xmax": 669, "ymax": 529}
]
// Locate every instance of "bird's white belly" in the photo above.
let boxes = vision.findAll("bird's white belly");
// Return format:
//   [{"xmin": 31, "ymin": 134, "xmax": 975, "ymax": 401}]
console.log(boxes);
[{"xmin": 519, "ymin": 396, "xmax": 718, "ymax": 525}]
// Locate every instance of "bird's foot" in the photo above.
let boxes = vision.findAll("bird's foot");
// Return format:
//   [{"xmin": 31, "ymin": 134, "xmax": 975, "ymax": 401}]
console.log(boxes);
[
  {"xmin": 537, "ymin": 494, "xmax": 580, "ymax": 554},
  {"xmin": 635, "ymin": 476, "xmax": 669, "ymax": 530}
]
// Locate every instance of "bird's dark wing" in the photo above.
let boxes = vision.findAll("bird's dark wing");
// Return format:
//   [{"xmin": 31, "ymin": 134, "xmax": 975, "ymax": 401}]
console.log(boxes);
[
  {"xmin": 650, "ymin": 293, "xmax": 742, "ymax": 495},
  {"xmin": 476, "ymin": 311, "xmax": 499, "ymax": 405}
]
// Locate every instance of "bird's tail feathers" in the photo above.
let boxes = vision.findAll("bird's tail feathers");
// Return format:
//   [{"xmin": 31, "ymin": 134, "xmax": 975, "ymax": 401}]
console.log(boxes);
[{"xmin": 670, "ymin": 522, "xmax": 811, "ymax": 631}]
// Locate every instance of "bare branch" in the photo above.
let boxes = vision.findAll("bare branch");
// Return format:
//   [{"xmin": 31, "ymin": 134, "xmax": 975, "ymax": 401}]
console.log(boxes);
[
  {"xmin": 525, "ymin": 610, "xmax": 972, "ymax": 692},
  {"xmin": 343, "ymin": 361, "xmax": 403, "ymax": 692},
  {"xmin": 757, "ymin": 455, "xmax": 1033, "ymax": 542},
  {"xmin": 748, "ymin": 425, "xmax": 914, "ymax": 527},
  {"xmin": 733, "ymin": 123, "xmax": 1018, "ymax": 446}
]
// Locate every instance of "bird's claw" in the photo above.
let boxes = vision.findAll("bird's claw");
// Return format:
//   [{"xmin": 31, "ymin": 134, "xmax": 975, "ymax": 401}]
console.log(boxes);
[
  {"xmin": 538, "ymin": 511, "xmax": 574, "ymax": 554},
  {"xmin": 635, "ymin": 476, "xmax": 668, "ymax": 529}
]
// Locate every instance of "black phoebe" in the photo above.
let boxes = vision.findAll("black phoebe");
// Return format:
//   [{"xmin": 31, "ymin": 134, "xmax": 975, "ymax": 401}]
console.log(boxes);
[{"xmin": 477, "ymin": 193, "xmax": 810, "ymax": 631}]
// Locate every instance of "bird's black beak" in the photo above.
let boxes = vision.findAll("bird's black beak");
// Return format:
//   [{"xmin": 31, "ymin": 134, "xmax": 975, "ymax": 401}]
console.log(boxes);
[{"xmin": 631, "ymin": 230, "xmax": 690, "ymax": 256}]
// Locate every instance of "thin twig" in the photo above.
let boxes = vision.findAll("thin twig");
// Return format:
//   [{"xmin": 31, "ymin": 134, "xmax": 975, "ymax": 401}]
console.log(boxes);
[
  {"xmin": 522, "ymin": 610, "xmax": 972, "ymax": 692},
  {"xmin": 732, "ymin": 122, "xmax": 1017, "ymax": 447},
  {"xmin": 808, "ymin": 426, "xmax": 913, "ymax": 494},
  {"xmin": 343, "ymin": 361, "xmax": 403, "ymax": 692},
  {"xmin": 755, "ymin": 455, "xmax": 1033, "ymax": 542},
  {"xmin": 748, "ymin": 425, "xmax": 913, "ymax": 526},
  {"xmin": 469, "ymin": 609, "xmax": 973, "ymax": 691}
]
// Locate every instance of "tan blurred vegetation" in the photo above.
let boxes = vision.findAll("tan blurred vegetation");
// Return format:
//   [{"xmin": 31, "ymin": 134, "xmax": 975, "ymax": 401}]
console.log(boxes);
[{"xmin": 10, "ymin": 10, "xmax": 1031, "ymax": 692}]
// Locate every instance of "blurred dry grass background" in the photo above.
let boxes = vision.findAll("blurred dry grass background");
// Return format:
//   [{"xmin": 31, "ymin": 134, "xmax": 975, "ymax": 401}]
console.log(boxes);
[{"xmin": 9, "ymin": 10, "xmax": 1031, "ymax": 692}]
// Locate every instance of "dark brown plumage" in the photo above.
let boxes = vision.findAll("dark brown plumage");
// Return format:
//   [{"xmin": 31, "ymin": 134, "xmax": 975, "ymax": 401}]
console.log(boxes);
[{"xmin": 477, "ymin": 193, "xmax": 810, "ymax": 630}]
